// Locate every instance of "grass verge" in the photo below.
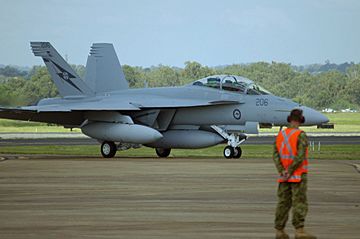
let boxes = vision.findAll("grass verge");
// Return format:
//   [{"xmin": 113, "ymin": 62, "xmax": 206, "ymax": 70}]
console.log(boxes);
[{"xmin": 0, "ymin": 144, "xmax": 359, "ymax": 160}]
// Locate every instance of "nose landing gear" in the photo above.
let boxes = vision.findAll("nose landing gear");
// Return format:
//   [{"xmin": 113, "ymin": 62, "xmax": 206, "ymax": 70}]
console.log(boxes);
[
  {"xmin": 223, "ymin": 146, "xmax": 242, "ymax": 159},
  {"xmin": 223, "ymin": 146, "xmax": 233, "ymax": 159},
  {"xmin": 211, "ymin": 125, "xmax": 247, "ymax": 159},
  {"xmin": 233, "ymin": 146, "xmax": 242, "ymax": 158}
]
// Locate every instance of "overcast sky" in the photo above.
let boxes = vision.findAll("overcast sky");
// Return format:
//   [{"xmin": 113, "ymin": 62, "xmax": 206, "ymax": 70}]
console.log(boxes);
[{"xmin": 0, "ymin": 0, "xmax": 359, "ymax": 67}]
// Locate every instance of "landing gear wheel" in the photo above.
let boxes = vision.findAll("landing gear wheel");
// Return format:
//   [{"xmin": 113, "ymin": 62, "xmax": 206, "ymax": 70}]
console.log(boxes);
[
  {"xmin": 233, "ymin": 147, "xmax": 242, "ymax": 159},
  {"xmin": 223, "ymin": 146, "xmax": 234, "ymax": 159},
  {"xmin": 155, "ymin": 148, "xmax": 171, "ymax": 158},
  {"xmin": 101, "ymin": 141, "xmax": 117, "ymax": 158}
]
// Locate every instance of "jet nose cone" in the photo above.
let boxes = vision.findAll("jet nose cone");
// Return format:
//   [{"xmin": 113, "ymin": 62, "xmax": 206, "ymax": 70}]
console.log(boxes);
[
  {"xmin": 300, "ymin": 106, "xmax": 329, "ymax": 125},
  {"xmin": 319, "ymin": 112, "xmax": 329, "ymax": 124}
]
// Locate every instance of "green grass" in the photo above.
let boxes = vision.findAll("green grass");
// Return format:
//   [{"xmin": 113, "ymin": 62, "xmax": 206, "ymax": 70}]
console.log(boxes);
[
  {"xmin": 0, "ymin": 144, "xmax": 359, "ymax": 160},
  {"xmin": 262, "ymin": 112, "xmax": 360, "ymax": 133},
  {"xmin": 0, "ymin": 119, "xmax": 80, "ymax": 133},
  {"xmin": 0, "ymin": 112, "xmax": 358, "ymax": 133}
]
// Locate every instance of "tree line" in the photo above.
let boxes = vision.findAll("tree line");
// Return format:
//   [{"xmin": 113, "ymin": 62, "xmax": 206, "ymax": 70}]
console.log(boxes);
[{"xmin": 0, "ymin": 61, "xmax": 359, "ymax": 110}]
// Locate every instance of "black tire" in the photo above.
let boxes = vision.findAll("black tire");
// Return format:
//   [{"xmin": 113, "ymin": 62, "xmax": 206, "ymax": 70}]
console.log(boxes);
[
  {"xmin": 233, "ymin": 147, "xmax": 242, "ymax": 159},
  {"xmin": 223, "ymin": 146, "xmax": 234, "ymax": 159},
  {"xmin": 155, "ymin": 148, "xmax": 171, "ymax": 158},
  {"xmin": 101, "ymin": 141, "xmax": 117, "ymax": 158}
]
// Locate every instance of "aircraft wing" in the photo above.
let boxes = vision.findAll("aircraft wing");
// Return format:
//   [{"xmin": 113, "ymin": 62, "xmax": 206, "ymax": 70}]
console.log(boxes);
[
  {"xmin": 0, "ymin": 107, "xmax": 85, "ymax": 126},
  {"xmin": 29, "ymin": 99, "xmax": 142, "ymax": 112},
  {"xmin": 0, "ymin": 99, "xmax": 141, "ymax": 125},
  {"xmin": 0, "ymin": 97, "xmax": 240, "ymax": 126},
  {"xmin": 8, "ymin": 96, "xmax": 241, "ymax": 113},
  {"xmin": 0, "ymin": 107, "xmax": 36, "ymax": 120}
]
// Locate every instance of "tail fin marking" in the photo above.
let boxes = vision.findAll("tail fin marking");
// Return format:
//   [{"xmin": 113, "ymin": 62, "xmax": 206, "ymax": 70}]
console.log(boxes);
[{"xmin": 31, "ymin": 42, "xmax": 94, "ymax": 97}]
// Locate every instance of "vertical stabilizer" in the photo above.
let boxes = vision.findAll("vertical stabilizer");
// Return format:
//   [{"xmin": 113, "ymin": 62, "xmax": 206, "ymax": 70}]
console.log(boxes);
[
  {"xmin": 84, "ymin": 43, "xmax": 129, "ymax": 94},
  {"xmin": 30, "ymin": 42, "xmax": 94, "ymax": 97}
]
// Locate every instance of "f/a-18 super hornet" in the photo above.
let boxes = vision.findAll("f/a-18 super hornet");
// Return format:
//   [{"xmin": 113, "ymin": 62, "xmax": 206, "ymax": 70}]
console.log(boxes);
[{"xmin": 0, "ymin": 42, "xmax": 329, "ymax": 158}]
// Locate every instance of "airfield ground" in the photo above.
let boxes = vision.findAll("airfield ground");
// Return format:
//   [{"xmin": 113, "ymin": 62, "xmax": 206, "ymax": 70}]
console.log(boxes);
[
  {"xmin": 0, "ymin": 117, "xmax": 359, "ymax": 239},
  {"xmin": 0, "ymin": 156, "xmax": 359, "ymax": 239}
]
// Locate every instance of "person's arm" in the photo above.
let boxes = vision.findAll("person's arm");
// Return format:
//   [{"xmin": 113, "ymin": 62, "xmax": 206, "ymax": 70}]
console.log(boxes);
[
  {"xmin": 287, "ymin": 132, "xmax": 308, "ymax": 175},
  {"xmin": 273, "ymin": 141, "xmax": 285, "ymax": 174}
]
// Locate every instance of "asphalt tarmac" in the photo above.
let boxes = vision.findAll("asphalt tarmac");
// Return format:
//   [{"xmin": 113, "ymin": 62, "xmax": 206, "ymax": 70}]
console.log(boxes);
[
  {"xmin": 0, "ymin": 135, "xmax": 360, "ymax": 146},
  {"xmin": 0, "ymin": 156, "xmax": 359, "ymax": 239}
]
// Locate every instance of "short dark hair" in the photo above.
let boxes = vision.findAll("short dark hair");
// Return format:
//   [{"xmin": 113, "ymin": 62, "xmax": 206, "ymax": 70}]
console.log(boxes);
[{"xmin": 287, "ymin": 109, "xmax": 305, "ymax": 123}]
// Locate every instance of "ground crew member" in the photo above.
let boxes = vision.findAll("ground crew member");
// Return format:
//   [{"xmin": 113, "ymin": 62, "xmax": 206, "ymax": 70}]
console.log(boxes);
[{"xmin": 273, "ymin": 109, "xmax": 317, "ymax": 239}]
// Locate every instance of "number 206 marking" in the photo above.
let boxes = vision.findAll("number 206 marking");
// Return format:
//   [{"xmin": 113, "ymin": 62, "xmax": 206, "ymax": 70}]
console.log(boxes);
[{"xmin": 256, "ymin": 98, "xmax": 268, "ymax": 106}]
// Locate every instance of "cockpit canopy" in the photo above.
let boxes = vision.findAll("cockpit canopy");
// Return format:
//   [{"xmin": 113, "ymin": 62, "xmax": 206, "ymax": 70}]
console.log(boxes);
[{"xmin": 190, "ymin": 75, "xmax": 271, "ymax": 95}]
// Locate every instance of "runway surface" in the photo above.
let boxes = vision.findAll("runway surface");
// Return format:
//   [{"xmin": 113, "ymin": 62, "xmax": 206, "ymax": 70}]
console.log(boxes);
[
  {"xmin": 0, "ymin": 156, "xmax": 359, "ymax": 239},
  {"xmin": 0, "ymin": 135, "xmax": 359, "ymax": 146}
]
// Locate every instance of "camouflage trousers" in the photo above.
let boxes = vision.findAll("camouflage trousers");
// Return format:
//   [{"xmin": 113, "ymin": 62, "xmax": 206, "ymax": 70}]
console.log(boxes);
[{"xmin": 275, "ymin": 174, "xmax": 308, "ymax": 230}]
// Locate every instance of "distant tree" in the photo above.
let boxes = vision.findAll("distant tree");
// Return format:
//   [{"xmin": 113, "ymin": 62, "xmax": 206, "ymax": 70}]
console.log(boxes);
[
  {"xmin": 122, "ymin": 65, "xmax": 146, "ymax": 88},
  {"xmin": 72, "ymin": 65, "xmax": 86, "ymax": 79},
  {"xmin": 0, "ymin": 77, "xmax": 28, "ymax": 106},
  {"xmin": 183, "ymin": 61, "xmax": 214, "ymax": 81},
  {"xmin": 148, "ymin": 65, "xmax": 181, "ymax": 87},
  {"xmin": 0, "ymin": 66, "xmax": 27, "ymax": 77},
  {"xmin": 345, "ymin": 65, "xmax": 360, "ymax": 106},
  {"xmin": 303, "ymin": 71, "xmax": 348, "ymax": 109}
]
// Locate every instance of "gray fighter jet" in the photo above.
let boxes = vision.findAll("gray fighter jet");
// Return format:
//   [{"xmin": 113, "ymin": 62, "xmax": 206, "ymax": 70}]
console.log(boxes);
[{"xmin": 0, "ymin": 42, "xmax": 329, "ymax": 158}]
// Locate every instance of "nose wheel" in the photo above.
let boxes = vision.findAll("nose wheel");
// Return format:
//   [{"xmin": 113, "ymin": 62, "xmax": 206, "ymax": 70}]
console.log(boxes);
[
  {"xmin": 223, "ymin": 146, "xmax": 242, "ymax": 159},
  {"xmin": 223, "ymin": 146, "xmax": 234, "ymax": 159},
  {"xmin": 233, "ymin": 146, "xmax": 242, "ymax": 158}
]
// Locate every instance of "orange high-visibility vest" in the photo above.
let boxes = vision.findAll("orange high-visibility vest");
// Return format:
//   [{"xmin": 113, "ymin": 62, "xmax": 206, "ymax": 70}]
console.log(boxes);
[{"xmin": 276, "ymin": 128, "xmax": 308, "ymax": 183}]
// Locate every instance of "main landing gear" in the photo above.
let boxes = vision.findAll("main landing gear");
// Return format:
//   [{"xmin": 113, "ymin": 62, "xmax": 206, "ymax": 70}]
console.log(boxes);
[
  {"xmin": 101, "ymin": 141, "xmax": 117, "ymax": 158},
  {"xmin": 211, "ymin": 125, "xmax": 247, "ymax": 159},
  {"xmin": 155, "ymin": 148, "xmax": 171, "ymax": 157},
  {"xmin": 100, "ymin": 141, "xmax": 142, "ymax": 158},
  {"xmin": 100, "ymin": 142, "xmax": 172, "ymax": 159}
]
